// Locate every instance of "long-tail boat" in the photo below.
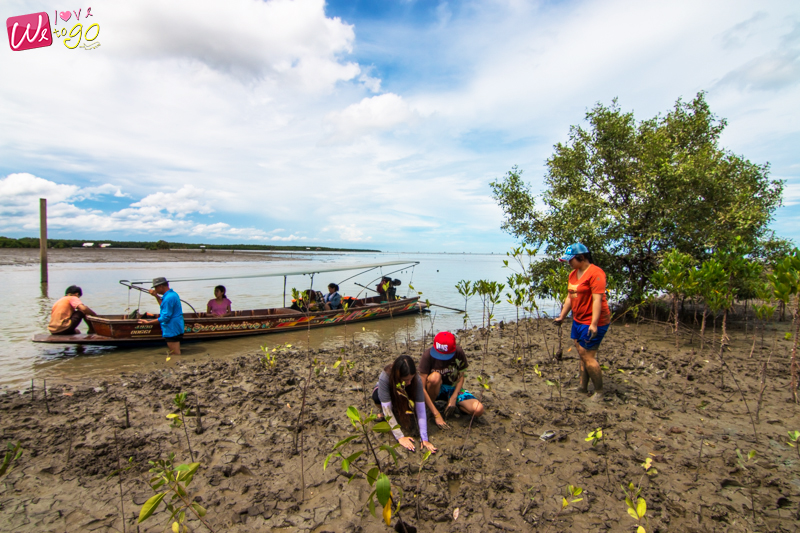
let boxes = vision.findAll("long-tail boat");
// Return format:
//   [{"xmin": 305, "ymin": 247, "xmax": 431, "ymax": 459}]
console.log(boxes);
[{"xmin": 33, "ymin": 261, "xmax": 424, "ymax": 346}]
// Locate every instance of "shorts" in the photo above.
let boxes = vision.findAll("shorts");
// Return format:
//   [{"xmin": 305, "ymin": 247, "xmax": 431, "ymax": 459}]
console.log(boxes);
[
  {"xmin": 437, "ymin": 383, "xmax": 476, "ymax": 404},
  {"xmin": 570, "ymin": 322, "xmax": 608, "ymax": 350},
  {"xmin": 163, "ymin": 334, "xmax": 184, "ymax": 343}
]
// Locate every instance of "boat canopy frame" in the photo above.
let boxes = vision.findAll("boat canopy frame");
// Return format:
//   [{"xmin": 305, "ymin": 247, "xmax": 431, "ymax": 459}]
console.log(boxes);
[{"xmin": 119, "ymin": 260, "xmax": 419, "ymax": 312}]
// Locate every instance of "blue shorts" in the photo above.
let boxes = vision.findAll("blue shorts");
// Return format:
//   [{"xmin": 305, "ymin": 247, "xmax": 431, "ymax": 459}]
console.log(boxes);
[
  {"xmin": 570, "ymin": 322, "xmax": 608, "ymax": 350},
  {"xmin": 437, "ymin": 383, "xmax": 476, "ymax": 404}
]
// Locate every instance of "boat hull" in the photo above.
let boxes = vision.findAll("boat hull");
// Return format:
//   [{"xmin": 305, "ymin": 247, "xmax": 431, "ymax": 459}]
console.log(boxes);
[{"xmin": 33, "ymin": 297, "xmax": 424, "ymax": 346}]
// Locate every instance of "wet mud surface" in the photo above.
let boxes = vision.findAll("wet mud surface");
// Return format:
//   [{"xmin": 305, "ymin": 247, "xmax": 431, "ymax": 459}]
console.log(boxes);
[{"xmin": 1, "ymin": 318, "xmax": 799, "ymax": 532}]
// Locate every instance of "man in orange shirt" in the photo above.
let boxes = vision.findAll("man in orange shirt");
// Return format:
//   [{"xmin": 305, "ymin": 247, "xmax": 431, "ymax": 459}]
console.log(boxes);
[
  {"xmin": 48, "ymin": 285, "xmax": 98, "ymax": 335},
  {"xmin": 553, "ymin": 243, "xmax": 611, "ymax": 401}
]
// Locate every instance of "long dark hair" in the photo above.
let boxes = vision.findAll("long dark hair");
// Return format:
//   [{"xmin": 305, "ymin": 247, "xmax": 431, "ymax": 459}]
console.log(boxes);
[
  {"xmin": 384, "ymin": 355, "xmax": 418, "ymax": 432},
  {"xmin": 214, "ymin": 285, "xmax": 226, "ymax": 297}
]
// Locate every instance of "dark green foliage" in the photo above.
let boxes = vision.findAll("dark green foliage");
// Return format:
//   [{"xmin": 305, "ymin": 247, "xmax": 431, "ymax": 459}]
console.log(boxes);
[{"xmin": 491, "ymin": 93, "xmax": 787, "ymax": 303}]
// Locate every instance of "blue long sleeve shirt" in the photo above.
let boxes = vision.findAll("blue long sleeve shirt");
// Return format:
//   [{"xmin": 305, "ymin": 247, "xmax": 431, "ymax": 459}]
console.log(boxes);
[{"xmin": 158, "ymin": 289, "xmax": 185, "ymax": 338}]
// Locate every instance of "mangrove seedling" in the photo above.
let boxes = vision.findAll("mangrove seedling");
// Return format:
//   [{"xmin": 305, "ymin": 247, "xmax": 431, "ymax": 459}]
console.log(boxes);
[
  {"xmin": 0, "ymin": 442, "xmax": 23, "ymax": 480},
  {"xmin": 555, "ymin": 484, "xmax": 584, "ymax": 517},
  {"xmin": 621, "ymin": 481, "xmax": 647, "ymax": 533},
  {"xmin": 106, "ymin": 448, "xmax": 135, "ymax": 533},
  {"xmin": 586, "ymin": 428, "xmax": 611, "ymax": 486},
  {"xmin": 414, "ymin": 449, "xmax": 433, "ymax": 522},
  {"xmin": 735, "ymin": 449, "xmax": 758, "ymax": 521},
  {"xmin": 259, "ymin": 341, "xmax": 292, "ymax": 368},
  {"xmin": 139, "ymin": 452, "xmax": 213, "ymax": 532},
  {"xmin": 455, "ymin": 280, "xmax": 475, "ymax": 330},
  {"xmin": 323, "ymin": 406, "xmax": 405, "ymax": 527},
  {"xmin": 787, "ymin": 430, "xmax": 800, "ymax": 462},
  {"xmin": 167, "ymin": 392, "xmax": 195, "ymax": 462}
]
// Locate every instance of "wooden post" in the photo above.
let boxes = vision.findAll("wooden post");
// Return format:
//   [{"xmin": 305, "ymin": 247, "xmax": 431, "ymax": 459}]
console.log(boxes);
[{"xmin": 40, "ymin": 198, "xmax": 48, "ymax": 284}]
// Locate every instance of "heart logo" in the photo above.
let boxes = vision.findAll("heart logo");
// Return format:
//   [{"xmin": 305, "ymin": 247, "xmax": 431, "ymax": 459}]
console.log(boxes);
[{"xmin": 59, "ymin": 11, "xmax": 71, "ymax": 22}]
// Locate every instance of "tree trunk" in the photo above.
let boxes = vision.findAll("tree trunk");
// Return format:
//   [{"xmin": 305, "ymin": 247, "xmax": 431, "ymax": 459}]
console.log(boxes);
[{"xmin": 700, "ymin": 305, "xmax": 707, "ymax": 351}]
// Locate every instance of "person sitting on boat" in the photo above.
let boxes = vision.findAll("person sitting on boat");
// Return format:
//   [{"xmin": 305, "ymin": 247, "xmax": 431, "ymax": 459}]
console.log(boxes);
[
  {"xmin": 419, "ymin": 331, "xmax": 484, "ymax": 429},
  {"xmin": 207, "ymin": 285, "xmax": 232, "ymax": 317},
  {"xmin": 376, "ymin": 276, "xmax": 392, "ymax": 300},
  {"xmin": 387, "ymin": 278, "xmax": 401, "ymax": 300},
  {"xmin": 323, "ymin": 283, "xmax": 342, "ymax": 310},
  {"xmin": 290, "ymin": 289, "xmax": 320, "ymax": 312},
  {"xmin": 138, "ymin": 277, "xmax": 185, "ymax": 356},
  {"xmin": 48, "ymin": 285, "xmax": 98, "ymax": 335},
  {"xmin": 372, "ymin": 355, "xmax": 437, "ymax": 454}
]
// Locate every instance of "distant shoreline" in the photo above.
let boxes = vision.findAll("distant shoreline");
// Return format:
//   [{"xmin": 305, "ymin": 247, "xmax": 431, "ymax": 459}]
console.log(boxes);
[{"xmin": 0, "ymin": 247, "xmax": 317, "ymax": 266}]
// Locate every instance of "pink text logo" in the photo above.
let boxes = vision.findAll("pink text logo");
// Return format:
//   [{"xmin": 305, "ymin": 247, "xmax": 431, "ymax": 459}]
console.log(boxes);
[{"xmin": 6, "ymin": 12, "xmax": 53, "ymax": 51}]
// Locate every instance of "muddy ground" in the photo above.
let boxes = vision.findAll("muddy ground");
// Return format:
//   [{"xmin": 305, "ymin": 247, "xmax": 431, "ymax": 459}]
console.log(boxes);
[
  {"xmin": 0, "ymin": 248, "xmax": 311, "ymax": 266},
  {"xmin": 1, "ymin": 317, "xmax": 799, "ymax": 532}
]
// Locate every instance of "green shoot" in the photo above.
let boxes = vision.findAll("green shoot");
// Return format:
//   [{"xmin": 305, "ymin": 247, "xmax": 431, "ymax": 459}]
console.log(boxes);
[
  {"xmin": 556, "ymin": 484, "xmax": 584, "ymax": 516},
  {"xmin": 259, "ymin": 342, "xmax": 292, "ymax": 368},
  {"xmin": 324, "ymin": 406, "xmax": 404, "ymax": 527},
  {"xmin": 622, "ymin": 481, "xmax": 647, "ymax": 533},
  {"xmin": 166, "ymin": 393, "xmax": 195, "ymax": 462},
  {"xmin": 138, "ymin": 452, "xmax": 213, "ymax": 532},
  {"xmin": 0, "ymin": 442, "xmax": 23, "ymax": 479}
]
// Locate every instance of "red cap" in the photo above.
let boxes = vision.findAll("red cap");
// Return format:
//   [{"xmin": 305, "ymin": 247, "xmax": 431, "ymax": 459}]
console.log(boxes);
[{"xmin": 431, "ymin": 331, "xmax": 457, "ymax": 360}]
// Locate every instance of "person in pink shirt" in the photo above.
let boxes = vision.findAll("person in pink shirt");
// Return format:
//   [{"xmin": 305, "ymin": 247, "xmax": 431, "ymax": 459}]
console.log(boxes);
[
  {"xmin": 207, "ymin": 285, "xmax": 232, "ymax": 317},
  {"xmin": 48, "ymin": 285, "xmax": 97, "ymax": 335}
]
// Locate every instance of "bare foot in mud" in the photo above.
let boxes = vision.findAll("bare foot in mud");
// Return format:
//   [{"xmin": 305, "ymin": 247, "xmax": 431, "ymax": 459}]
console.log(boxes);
[
  {"xmin": 588, "ymin": 390, "xmax": 605, "ymax": 402},
  {"xmin": 572, "ymin": 386, "xmax": 588, "ymax": 394}
]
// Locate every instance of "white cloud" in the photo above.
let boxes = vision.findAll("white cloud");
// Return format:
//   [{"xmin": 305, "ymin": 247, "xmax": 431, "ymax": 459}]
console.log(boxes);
[
  {"xmin": 324, "ymin": 93, "xmax": 419, "ymax": 143},
  {"xmin": 130, "ymin": 185, "xmax": 214, "ymax": 216}
]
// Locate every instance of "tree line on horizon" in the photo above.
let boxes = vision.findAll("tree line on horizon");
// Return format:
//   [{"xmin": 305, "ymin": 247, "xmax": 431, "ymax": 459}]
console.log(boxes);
[{"xmin": 0, "ymin": 236, "xmax": 380, "ymax": 253}]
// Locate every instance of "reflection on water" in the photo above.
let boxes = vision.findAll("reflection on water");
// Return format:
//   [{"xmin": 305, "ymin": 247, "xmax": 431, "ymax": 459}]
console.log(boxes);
[{"xmin": 1, "ymin": 253, "xmax": 559, "ymax": 390}]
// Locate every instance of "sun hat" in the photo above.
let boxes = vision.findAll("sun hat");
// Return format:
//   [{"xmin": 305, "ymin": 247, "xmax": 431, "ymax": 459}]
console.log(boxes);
[
  {"xmin": 151, "ymin": 277, "xmax": 169, "ymax": 287},
  {"xmin": 559, "ymin": 243, "xmax": 590, "ymax": 262},
  {"xmin": 430, "ymin": 331, "xmax": 457, "ymax": 361}
]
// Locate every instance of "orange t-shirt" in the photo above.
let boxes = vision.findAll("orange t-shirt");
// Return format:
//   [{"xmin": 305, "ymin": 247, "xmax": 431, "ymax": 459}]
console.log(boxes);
[
  {"xmin": 49, "ymin": 296, "xmax": 82, "ymax": 333},
  {"xmin": 568, "ymin": 264, "xmax": 611, "ymax": 326}
]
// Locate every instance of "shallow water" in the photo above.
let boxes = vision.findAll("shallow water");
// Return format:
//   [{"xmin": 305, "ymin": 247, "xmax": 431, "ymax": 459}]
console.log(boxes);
[{"xmin": 1, "ymin": 252, "xmax": 559, "ymax": 389}]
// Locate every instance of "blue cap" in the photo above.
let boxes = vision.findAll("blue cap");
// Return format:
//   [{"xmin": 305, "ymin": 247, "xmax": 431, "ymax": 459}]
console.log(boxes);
[{"xmin": 559, "ymin": 243, "xmax": 589, "ymax": 262}]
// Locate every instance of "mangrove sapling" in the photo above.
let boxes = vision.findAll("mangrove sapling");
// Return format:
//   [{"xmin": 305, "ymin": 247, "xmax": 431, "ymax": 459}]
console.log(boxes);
[
  {"xmin": 735, "ymin": 449, "xmax": 758, "ymax": 522},
  {"xmin": 541, "ymin": 267, "xmax": 569, "ymax": 360},
  {"xmin": 586, "ymin": 428, "xmax": 611, "ymax": 487},
  {"xmin": 106, "ymin": 431, "xmax": 134, "ymax": 533},
  {"xmin": 323, "ymin": 406, "xmax": 406, "ymax": 528},
  {"xmin": 138, "ymin": 453, "xmax": 213, "ymax": 533},
  {"xmin": 259, "ymin": 341, "xmax": 292, "ymax": 369},
  {"xmin": 414, "ymin": 449, "xmax": 433, "ymax": 522},
  {"xmin": 650, "ymin": 250, "xmax": 694, "ymax": 347},
  {"xmin": 0, "ymin": 442, "xmax": 23, "ymax": 480},
  {"xmin": 554, "ymin": 484, "xmax": 584, "ymax": 518},
  {"xmin": 768, "ymin": 249, "xmax": 800, "ymax": 402},
  {"xmin": 295, "ymin": 356, "xmax": 326, "ymax": 501},
  {"xmin": 621, "ymin": 481, "xmax": 648, "ymax": 533},
  {"xmin": 167, "ymin": 392, "xmax": 195, "ymax": 462}
]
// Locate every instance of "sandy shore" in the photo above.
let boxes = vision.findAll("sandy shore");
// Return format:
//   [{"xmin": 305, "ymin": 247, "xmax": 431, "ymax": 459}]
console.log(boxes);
[
  {"xmin": 0, "ymin": 248, "xmax": 309, "ymax": 266},
  {"xmin": 1, "ymin": 319, "xmax": 798, "ymax": 532}
]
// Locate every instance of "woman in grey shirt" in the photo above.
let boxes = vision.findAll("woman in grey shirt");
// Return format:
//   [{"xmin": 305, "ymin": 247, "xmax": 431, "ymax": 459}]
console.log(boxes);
[{"xmin": 372, "ymin": 355, "xmax": 437, "ymax": 453}]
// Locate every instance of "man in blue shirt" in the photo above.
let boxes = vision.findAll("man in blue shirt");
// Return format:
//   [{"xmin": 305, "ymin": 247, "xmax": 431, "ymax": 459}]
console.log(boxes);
[{"xmin": 138, "ymin": 277, "xmax": 185, "ymax": 355}]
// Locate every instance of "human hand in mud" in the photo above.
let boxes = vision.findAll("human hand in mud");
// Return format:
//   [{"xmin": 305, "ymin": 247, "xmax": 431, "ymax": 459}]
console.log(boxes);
[
  {"xmin": 433, "ymin": 412, "xmax": 450, "ymax": 429},
  {"xmin": 422, "ymin": 441, "xmax": 437, "ymax": 453},
  {"xmin": 587, "ymin": 324, "xmax": 598, "ymax": 339},
  {"xmin": 553, "ymin": 318, "xmax": 563, "ymax": 327},
  {"xmin": 444, "ymin": 397, "xmax": 458, "ymax": 418},
  {"xmin": 398, "ymin": 436, "xmax": 416, "ymax": 451}
]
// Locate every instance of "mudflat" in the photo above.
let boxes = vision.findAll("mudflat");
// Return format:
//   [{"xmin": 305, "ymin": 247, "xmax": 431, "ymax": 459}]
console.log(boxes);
[
  {"xmin": 1, "ymin": 319, "xmax": 798, "ymax": 532},
  {"xmin": 0, "ymin": 248, "xmax": 299, "ymax": 266}
]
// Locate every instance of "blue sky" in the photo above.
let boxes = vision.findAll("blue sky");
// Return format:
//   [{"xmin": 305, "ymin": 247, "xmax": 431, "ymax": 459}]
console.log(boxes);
[{"xmin": 1, "ymin": 0, "xmax": 798, "ymax": 252}]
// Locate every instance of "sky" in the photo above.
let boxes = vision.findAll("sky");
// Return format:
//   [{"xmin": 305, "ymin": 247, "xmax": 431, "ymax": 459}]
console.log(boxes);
[{"xmin": 1, "ymin": 0, "xmax": 799, "ymax": 252}]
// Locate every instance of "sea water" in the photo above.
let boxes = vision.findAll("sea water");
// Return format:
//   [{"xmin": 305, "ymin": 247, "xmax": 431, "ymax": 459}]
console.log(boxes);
[{"xmin": 0, "ymin": 252, "xmax": 560, "ymax": 389}]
